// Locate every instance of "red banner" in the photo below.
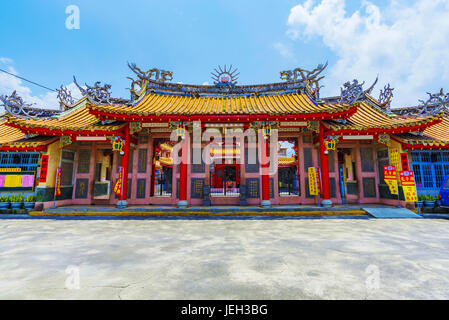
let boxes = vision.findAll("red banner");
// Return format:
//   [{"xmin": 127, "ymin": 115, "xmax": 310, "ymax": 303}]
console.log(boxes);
[
  {"xmin": 400, "ymin": 153, "xmax": 409, "ymax": 171},
  {"xmin": 39, "ymin": 155, "xmax": 49, "ymax": 183},
  {"xmin": 114, "ymin": 166, "xmax": 124, "ymax": 196},
  {"xmin": 55, "ymin": 167, "xmax": 62, "ymax": 196}
]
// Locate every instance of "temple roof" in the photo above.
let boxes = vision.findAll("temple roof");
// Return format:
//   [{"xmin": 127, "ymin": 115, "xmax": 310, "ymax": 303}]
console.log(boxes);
[
  {"xmin": 0, "ymin": 118, "xmax": 26, "ymax": 143},
  {"xmin": 0, "ymin": 119, "xmax": 59, "ymax": 151},
  {"xmin": 4, "ymin": 99, "xmax": 124, "ymax": 135},
  {"xmin": 325, "ymin": 101, "xmax": 443, "ymax": 134},
  {"xmin": 91, "ymin": 92, "xmax": 353, "ymax": 119},
  {"xmin": 422, "ymin": 116, "xmax": 449, "ymax": 142},
  {"xmin": 0, "ymin": 135, "xmax": 58, "ymax": 150}
]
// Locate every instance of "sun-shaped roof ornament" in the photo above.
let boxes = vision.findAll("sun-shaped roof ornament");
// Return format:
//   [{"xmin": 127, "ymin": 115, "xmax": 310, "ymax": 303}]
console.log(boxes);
[{"xmin": 211, "ymin": 65, "xmax": 239, "ymax": 87}]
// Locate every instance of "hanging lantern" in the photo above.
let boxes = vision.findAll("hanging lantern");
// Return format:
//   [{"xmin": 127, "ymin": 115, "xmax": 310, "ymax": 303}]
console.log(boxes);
[
  {"xmin": 263, "ymin": 124, "xmax": 272, "ymax": 137},
  {"xmin": 112, "ymin": 138, "xmax": 124, "ymax": 152},
  {"xmin": 176, "ymin": 126, "xmax": 186, "ymax": 138},
  {"xmin": 325, "ymin": 140, "xmax": 336, "ymax": 151}
]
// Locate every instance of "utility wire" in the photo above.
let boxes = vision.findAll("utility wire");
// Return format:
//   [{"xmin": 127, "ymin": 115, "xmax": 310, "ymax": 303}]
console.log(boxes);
[{"xmin": 0, "ymin": 68, "xmax": 56, "ymax": 92}]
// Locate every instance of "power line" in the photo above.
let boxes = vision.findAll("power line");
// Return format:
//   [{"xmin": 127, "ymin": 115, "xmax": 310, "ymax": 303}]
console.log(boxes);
[{"xmin": 0, "ymin": 68, "xmax": 56, "ymax": 92}]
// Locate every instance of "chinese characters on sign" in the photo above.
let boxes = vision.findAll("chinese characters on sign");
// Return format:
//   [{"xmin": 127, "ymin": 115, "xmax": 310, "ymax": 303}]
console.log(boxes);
[
  {"xmin": 308, "ymin": 167, "xmax": 318, "ymax": 196},
  {"xmin": 383, "ymin": 165, "xmax": 398, "ymax": 195},
  {"xmin": 389, "ymin": 148, "xmax": 401, "ymax": 177},
  {"xmin": 39, "ymin": 155, "xmax": 49, "ymax": 183},
  {"xmin": 400, "ymin": 152, "xmax": 409, "ymax": 171},
  {"xmin": 308, "ymin": 167, "xmax": 321, "ymax": 196},
  {"xmin": 114, "ymin": 166, "xmax": 124, "ymax": 196},
  {"xmin": 399, "ymin": 170, "xmax": 418, "ymax": 202}
]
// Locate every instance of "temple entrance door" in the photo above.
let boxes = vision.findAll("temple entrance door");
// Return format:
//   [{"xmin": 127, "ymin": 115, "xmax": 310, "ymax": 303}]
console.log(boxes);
[
  {"xmin": 210, "ymin": 162, "xmax": 240, "ymax": 197},
  {"xmin": 92, "ymin": 149, "xmax": 114, "ymax": 204},
  {"xmin": 337, "ymin": 148, "xmax": 359, "ymax": 203},
  {"xmin": 151, "ymin": 165, "xmax": 173, "ymax": 197}
]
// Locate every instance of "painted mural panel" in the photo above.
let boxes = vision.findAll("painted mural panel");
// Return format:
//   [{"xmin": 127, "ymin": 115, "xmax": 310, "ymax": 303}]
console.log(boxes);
[{"xmin": 75, "ymin": 178, "xmax": 89, "ymax": 198}]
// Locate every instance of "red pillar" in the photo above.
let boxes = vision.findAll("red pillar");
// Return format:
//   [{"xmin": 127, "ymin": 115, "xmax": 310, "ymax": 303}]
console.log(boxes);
[
  {"xmin": 118, "ymin": 123, "xmax": 130, "ymax": 207},
  {"xmin": 178, "ymin": 132, "xmax": 188, "ymax": 207},
  {"xmin": 319, "ymin": 122, "xmax": 332, "ymax": 207},
  {"xmin": 261, "ymin": 134, "xmax": 271, "ymax": 207}
]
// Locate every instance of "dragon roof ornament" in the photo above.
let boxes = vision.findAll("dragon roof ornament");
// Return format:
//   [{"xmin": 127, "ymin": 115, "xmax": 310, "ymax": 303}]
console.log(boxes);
[
  {"xmin": 416, "ymin": 89, "xmax": 449, "ymax": 115},
  {"xmin": 0, "ymin": 91, "xmax": 59, "ymax": 119},
  {"xmin": 56, "ymin": 85, "xmax": 75, "ymax": 111},
  {"xmin": 338, "ymin": 76, "xmax": 378, "ymax": 104},
  {"xmin": 393, "ymin": 89, "xmax": 449, "ymax": 117},
  {"xmin": 378, "ymin": 83, "xmax": 394, "ymax": 111},
  {"xmin": 280, "ymin": 62, "xmax": 328, "ymax": 98},
  {"xmin": 73, "ymin": 76, "xmax": 128, "ymax": 105},
  {"xmin": 127, "ymin": 62, "xmax": 174, "ymax": 100},
  {"xmin": 127, "ymin": 62, "xmax": 173, "ymax": 83}
]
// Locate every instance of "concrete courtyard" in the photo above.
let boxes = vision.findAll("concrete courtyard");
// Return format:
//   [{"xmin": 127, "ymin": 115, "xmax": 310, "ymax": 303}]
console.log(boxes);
[{"xmin": 1, "ymin": 218, "xmax": 449, "ymax": 299}]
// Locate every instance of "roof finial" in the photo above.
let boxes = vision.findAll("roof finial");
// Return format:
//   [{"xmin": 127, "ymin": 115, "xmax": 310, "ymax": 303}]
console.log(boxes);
[{"xmin": 211, "ymin": 65, "xmax": 239, "ymax": 86}]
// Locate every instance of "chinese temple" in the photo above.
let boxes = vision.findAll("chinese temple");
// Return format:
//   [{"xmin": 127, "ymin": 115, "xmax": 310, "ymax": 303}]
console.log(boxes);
[{"xmin": 0, "ymin": 62, "xmax": 448, "ymax": 209}]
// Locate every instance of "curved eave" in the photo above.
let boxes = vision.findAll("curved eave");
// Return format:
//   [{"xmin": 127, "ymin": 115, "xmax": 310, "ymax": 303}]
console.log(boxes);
[
  {"xmin": 0, "ymin": 140, "xmax": 57, "ymax": 152},
  {"xmin": 327, "ymin": 116, "xmax": 443, "ymax": 136},
  {"xmin": 89, "ymin": 100, "xmax": 358, "ymax": 122},
  {"xmin": 0, "ymin": 119, "xmax": 26, "ymax": 144},
  {"xmin": 4, "ymin": 121, "xmax": 126, "ymax": 138},
  {"xmin": 422, "ymin": 117, "xmax": 449, "ymax": 142},
  {"xmin": 391, "ymin": 136, "xmax": 449, "ymax": 150},
  {"xmin": 0, "ymin": 133, "xmax": 59, "ymax": 152},
  {"xmin": 3, "ymin": 101, "xmax": 126, "ymax": 137},
  {"xmin": 0, "ymin": 145, "xmax": 49, "ymax": 152}
]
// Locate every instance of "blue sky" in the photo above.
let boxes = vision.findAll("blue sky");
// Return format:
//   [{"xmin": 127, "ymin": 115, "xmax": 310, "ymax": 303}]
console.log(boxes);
[{"xmin": 1, "ymin": 0, "xmax": 449, "ymax": 108}]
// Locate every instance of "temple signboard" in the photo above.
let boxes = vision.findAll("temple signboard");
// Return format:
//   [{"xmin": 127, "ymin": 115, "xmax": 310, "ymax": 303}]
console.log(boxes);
[
  {"xmin": 399, "ymin": 171, "xmax": 418, "ymax": 202},
  {"xmin": 389, "ymin": 148, "xmax": 401, "ymax": 178},
  {"xmin": 383, "ymin": 165, "xmax": 398, "ymax": 195},
  {"xmin": 308, "ymin": 167, "xmax": 321, "ymax": 196}
]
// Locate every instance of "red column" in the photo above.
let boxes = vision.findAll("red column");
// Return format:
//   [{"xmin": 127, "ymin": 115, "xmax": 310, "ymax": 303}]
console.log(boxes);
[
  {"xmin": 118, "ymin": 123, "xmax": 130, "ymax": 207},
  {"xmin": 178, "ymin": 132, "xmax": 188, "ymax": 207},
  {"xmin": 319, "ymin": 122, "xmax": 332, "ymax": 207},
  {"xmin": 261, "ymin": 134, "xmax": 271, "ymax": 207}
]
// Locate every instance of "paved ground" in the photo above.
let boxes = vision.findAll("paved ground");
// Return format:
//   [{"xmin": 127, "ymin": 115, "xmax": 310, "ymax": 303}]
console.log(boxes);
[{"xmin": 1, "ymin": 218, "xmax": 449, "ymax": 299}]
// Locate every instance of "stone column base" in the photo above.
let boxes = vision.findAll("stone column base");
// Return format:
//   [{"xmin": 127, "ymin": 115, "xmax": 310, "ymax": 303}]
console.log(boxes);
[
  {"xmin": 261, "ymin": 200, "xmax": 271, "ymax": 208},
  {"xmin": 321, "ymin": 199, "xmax": 332, "ymax": 208},
  {"xmin": 178, "ymin": 200, "xmax": 188, "ymax": 208},
  {"xmin": 117, "ymin": 200, "xmax": 128, "ymax": 209}
]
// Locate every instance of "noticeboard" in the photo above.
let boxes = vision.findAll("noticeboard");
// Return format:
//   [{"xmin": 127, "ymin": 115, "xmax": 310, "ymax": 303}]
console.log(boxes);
[{"xmin": 0, "ymin": 171, "xmax": 36, "ymax": 192}]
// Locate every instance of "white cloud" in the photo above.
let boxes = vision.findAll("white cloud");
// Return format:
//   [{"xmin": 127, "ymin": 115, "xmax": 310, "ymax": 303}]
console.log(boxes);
[
  {"xmin": 0, "ymin": 57, "xmax": 82, "ymax": 111},
  {"xmin": 286, "ymin": 0, "xmax": 449, "ymax": 107},
  {"xmin": 274, "ymin": 42, "xmax": 294, "ymax": 60}
]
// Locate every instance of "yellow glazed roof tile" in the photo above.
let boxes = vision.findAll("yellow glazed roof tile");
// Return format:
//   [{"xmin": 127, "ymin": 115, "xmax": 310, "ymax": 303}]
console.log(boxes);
[
  {"xmin": 92, "ymin": 92, "xmax": 350, "ymax": 117},
  {"xmin": 4, "ymin": 102, "xmax": 124, "ymax": 133},
  {"xmin": 423, "ymin": 117, "xmax": 449, "ymax": 142},
  {"xmin": 327, "ymin": 102, "xmax": 442, "ymax": 132},
  {"xmin": 0, "ymin": 119, "xmax": 26, "ymax": 143}
]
